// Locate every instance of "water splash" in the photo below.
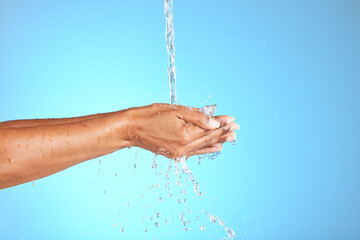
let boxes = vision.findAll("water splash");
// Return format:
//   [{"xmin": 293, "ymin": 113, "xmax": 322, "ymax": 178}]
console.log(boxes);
[
  {"xmin": 202, "ymin": 210, "xmax": 235, "ymax": 239},
  {"xmin": 179, "ymin": 157, "xmax": 202, "ymax": 196},
  {"xmin": 200, "ymin": 104, "xmax": 217, "ymax": 118},
  {"xmin": 174, "ymin": 161, "xmax": 182, "ymax": 186},
  {"xmin": 165, "ymin": 160, "xmax": 172, "ymax": 180},
  {"xmin": 165, "ymin": 0, "xmax": 177, "ymax": 104},
  {"xmin": 197, "ymin": 105, "xmax": 222, "ymax": 162}
]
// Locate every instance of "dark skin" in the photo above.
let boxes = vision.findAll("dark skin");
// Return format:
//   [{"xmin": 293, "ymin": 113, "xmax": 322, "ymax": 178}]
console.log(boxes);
[{"xmin": 0, "ymin": 103, "xmax": 239, "ymax": 189}]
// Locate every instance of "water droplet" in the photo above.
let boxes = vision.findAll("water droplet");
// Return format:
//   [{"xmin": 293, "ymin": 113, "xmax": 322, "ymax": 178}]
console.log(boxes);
[
  {"xmin": 32, "ymin": 180, "xmax": 35, "ymax": 186},
  {"xmin": 168, "ymin": 193, "xmax": 173, "ymax": 197},
  {"xmin": 177, "ymin": 199, "xmax": 181, "ymax": 204},
  {"xmin": 183, "ymin": 227, "xmax": 190, "ymax": 231},
  {"xmin": 156, "ymin": 212, "xmax": 160, "ymax": 218},
  {"xmin": 144, "ymin": 228, "xmax": 148, "ymax": 232},
  {"xmin": 219, "ymin": 219, "xmax": 225, "ymax": 226},
  {"xmin": 210, "ymin": 215, "xmax": 218, "ymax": 223},
  {"xmin": 159, "ymin": 197, "xmax": 163, "ymax": 202},
  {"xmin": 200, "ymin": 225, "xmax": 206, "ymax": 231},
  {"xmin": 134, "ymin": 164, "xmax": 137, "ymax": 169},
  {"xmin": 152, "ymin": 156, "xmax": 158, "ymax": 169},
  {"xmin": 127, "ymin": 202, "xmax": 130, "ymax": 207},
  {"xmin": 197, "ymin": 155, "xmax": 202, "ymax": 164},
  {"xmin": 154, "ymin": 222, "xmax": 160, "ymax": 227},
  {"xmin": 230, "ymin": 140, "xmax": 237, "ymax": 145},
  {"xmin": 120, "ymin": 228, "xmax": 125, "ymax": 232},
  {"xmin": 7, "ymin": 158, "xmax": 14, "ymax": 164},
  {"xmin": 182, "ymin": 221, "xmax": 186, "ymax": 226},
  {"xmin": 226, "ymin": 228, "xmax": 235, "ymax": 239}
]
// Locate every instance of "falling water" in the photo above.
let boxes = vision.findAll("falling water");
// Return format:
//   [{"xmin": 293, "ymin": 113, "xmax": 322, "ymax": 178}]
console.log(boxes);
[
  {"xmin": 164, "ymin": 0, "xmax": 177, "ymax": 105},
  {"xmin": 179, "ymin": 157, "xmax": 202, "ymax": 197},
  {"xmin": 163, "ymin": 1, "xmax": 236, "ymax": 238},
  {"xmin": 202, "ymin": 210, "xmax": 235, "ymax": 239}
]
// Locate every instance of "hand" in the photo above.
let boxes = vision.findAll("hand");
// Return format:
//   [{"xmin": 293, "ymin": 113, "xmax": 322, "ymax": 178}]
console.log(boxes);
[{"xmin": 127, "ymin": 103, "xmax": 240, "ymax": 159}]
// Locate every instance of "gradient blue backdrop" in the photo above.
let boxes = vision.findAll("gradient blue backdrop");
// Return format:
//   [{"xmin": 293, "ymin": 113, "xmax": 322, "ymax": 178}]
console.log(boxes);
[{"xmin": 1, "ymin": 0, "xmax": 359, "ymax": 239}]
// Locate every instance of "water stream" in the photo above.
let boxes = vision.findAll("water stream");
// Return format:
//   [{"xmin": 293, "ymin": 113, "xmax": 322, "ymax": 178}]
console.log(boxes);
[
  {"xmin": 165, "ymin": 0, "xmax": 177, "ymax": 105},
  {"xmin": 164, "ymin": 1, "xmax": 235, "ymax": 238}
]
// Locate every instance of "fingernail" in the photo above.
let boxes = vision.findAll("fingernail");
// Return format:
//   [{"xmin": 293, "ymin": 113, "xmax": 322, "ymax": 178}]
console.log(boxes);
[
  {"xmin": 226, "ymin": 117, "xmax": 235, "ymax": 125},
  {"xmin": 209, "ymin": 118, "xmax": 220, "ymax": 128},
  {"xmin": 230, "ymin": 123, "xmax": 240, "ymax": 131}
]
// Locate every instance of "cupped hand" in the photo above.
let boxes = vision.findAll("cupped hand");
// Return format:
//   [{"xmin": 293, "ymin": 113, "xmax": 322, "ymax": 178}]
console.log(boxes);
[{"xmin": 127, "ymin": 103, "xmax": 239, "ymax": 159}]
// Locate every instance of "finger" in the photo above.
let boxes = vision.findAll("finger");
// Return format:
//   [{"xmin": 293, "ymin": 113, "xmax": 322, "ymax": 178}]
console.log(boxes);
[
  {"xmin": 182, "ymin": 121, "xmax": 211, "ymax": 139},
  {"xmin": 207, "ymin": 131, "xmax": 236, "ymax": 146},
  {"xmin": 184, "ymin": 123, "xmax": 236, "ymax": 151},
  {"xmin": 214, "ymin": 115, "xmax": 235, "ymax": 127},
  {"xmin": 180, "ymin": 110, "xmax": 221, "ymax": 130},
  {"xmin": 185, "ymin": 143, "xmax": 223, "ymax": 157}
]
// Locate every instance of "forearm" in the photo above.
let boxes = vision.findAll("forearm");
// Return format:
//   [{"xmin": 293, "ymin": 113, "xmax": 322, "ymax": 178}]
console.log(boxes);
[
  {"xmin": 0, "ymin": 110, "xmax": 131, "ymax": 189},
  {"xmin": 0, "ymin": 112, "xmax": 117, "ymax": 129}
]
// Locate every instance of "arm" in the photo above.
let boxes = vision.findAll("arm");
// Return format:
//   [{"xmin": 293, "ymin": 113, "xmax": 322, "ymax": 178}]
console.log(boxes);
[
  {"xmin": 0, "ymin": 103, "xmax": 239, "ymax": 189},
  {"xmin": 0, "ymin": 112, "xmax": 116, "ymax": 129},
  {"xmin": 0, "ymin": 109, "xmax": 131, "ymax": 189}
]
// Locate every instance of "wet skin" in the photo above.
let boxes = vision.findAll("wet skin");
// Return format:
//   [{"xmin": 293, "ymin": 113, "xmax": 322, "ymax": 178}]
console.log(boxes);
[{"xmin": 0, "ymin": 103, "xmax": 239, "ymax": 189}]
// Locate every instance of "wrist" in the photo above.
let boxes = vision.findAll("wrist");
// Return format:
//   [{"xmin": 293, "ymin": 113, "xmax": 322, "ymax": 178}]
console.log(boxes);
[
  {"xmin": 109, "ymin": 109, "xmax": 134, "ymax": 149},
  {"xmin": 123, "ymin": 105, "xmax": 150, "ymax": 148}
]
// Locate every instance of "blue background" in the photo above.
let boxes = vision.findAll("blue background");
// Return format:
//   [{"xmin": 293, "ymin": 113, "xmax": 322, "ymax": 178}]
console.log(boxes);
[{"xmin": 1, "ymin": 0, "xmax": 359, "ymax": 239}]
